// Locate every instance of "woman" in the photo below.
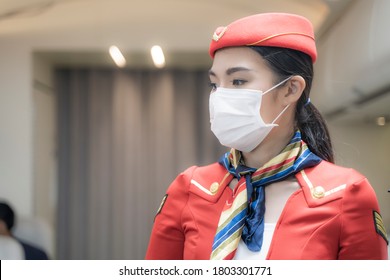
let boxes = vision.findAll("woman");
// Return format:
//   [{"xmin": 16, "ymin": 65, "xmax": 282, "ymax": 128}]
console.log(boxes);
[{"xmin": 145, "ymin": 13, "xmax": 388, "ymax": 260}]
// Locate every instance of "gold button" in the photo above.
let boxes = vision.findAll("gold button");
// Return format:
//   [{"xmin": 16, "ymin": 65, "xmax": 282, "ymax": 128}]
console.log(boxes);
[
  {"xmin": 210, "ymin": 182, "xmax": 219, "ymax": 194},
  {"xmin": 312, "ymin": 186, "xmax": 325, "ymax": 199}
]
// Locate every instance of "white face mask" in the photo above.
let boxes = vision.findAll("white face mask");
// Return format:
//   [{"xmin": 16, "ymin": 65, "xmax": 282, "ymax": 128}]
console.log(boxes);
[{"xmin": 209, "ymin": 77, "xmax": 291, "ymax": 152}]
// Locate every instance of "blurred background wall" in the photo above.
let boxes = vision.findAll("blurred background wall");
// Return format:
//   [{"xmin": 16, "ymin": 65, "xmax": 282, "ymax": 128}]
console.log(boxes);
[{"xmin": 0, "ymin": 0, "xmax": 389, "ymax": 259}]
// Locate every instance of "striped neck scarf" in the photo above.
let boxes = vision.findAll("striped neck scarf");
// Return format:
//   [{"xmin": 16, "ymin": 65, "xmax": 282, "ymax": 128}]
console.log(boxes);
[{"xmin": 210, "ymin": 131, "xmax": 321, "ymax": 260}]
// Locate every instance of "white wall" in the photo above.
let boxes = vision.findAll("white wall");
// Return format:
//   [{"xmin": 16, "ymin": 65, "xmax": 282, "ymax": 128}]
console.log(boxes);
[
  {"xmin": 0, "ymin": 38, "xmax": 57, "ymax": 257},
  {"xmin": 32, "ymin": 55, "xmax": 57, "ymax": 235},
  {"xmin": 0, "ymin": 39, "xmax": 33, "ymax": 217}
]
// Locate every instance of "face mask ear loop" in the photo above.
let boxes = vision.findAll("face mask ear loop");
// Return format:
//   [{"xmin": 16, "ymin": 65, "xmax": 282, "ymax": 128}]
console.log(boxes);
[
  {"xmin": 261, "ymin": 76, "xmax": 293, "ymax": 125},
  {"xmin": 262, "ymin": 76, "xmax": 293, "ymax": 95},
  {"xmin": 271, "ymin": 104, "xmax": 290, "ymax": 125}
]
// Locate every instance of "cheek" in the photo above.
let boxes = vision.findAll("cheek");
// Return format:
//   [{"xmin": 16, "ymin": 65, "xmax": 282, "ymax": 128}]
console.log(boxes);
[{"xmin": 259, "ymin": 94, "xmax": 279, "ymax": 123}]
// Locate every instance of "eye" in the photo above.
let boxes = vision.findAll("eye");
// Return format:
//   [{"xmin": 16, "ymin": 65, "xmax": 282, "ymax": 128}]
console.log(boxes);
[
  {"xmin": 232, "ymin": 79, "xmax": 247, "ymax": 86},
  {"xmin": 209, "ymin": 82, "xmax": 217, "ymax": 92}
]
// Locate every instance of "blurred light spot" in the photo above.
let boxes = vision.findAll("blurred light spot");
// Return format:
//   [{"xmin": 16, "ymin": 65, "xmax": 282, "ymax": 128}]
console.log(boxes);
[
  {"xmin": 376, "ymin": 116, "xmax": 386, "ymax": 126},
  {"xmin": 151, "ymin": 45, "xmax": 166, "ymax": 68},
  {"xmin": 109, "ymin": 45, "xmax": 126, "ymax": 68}
]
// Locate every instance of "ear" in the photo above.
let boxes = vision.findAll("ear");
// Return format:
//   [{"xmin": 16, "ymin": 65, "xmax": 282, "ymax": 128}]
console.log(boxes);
[{"xmin": 282, "ymin": 75, "xmax": 305, "ymax": 105}]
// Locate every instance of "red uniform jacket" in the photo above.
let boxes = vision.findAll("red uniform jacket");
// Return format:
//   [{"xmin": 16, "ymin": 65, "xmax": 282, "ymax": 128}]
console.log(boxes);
[{"xmin": 145, "ymin": 161, "xmax": 388, "ymax": 260}]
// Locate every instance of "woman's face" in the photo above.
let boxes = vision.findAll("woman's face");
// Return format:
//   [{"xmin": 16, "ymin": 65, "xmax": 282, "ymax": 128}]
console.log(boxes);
[{"xmin": 208, "ymin": 47, "xmax": 286, "ymax": 124}]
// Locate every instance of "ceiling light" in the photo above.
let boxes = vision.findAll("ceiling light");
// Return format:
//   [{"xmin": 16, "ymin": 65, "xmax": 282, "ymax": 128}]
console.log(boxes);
[
  {"xmin": 109, "ymin": 45, "xmax": 126, "ymax": 68},
  {"xmin": 151, "ymin": 45, "xmax": 166, "ymax": 68},
  {"xmin": 376, "ymin": 116, "xmax": 386, "ymax": 126}
]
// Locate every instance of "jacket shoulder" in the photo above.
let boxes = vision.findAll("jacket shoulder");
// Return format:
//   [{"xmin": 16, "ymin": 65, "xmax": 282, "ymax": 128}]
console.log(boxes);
[
  {"xmin": 186, "ymin": 163, "xmax": 233, "ymax": 203},
  {"xmin": 296, "ymin": 160, "xmax": 367, "ymax": 207}
]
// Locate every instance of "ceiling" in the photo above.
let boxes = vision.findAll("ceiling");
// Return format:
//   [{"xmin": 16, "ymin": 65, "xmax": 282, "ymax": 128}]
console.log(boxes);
[
  {"xmin": 0, "ymin": 0, "xmax": 353, "ymax": 65},
  {"xmin": 0, "ymin": 0, "xmax": 345, "ymax": 34}
]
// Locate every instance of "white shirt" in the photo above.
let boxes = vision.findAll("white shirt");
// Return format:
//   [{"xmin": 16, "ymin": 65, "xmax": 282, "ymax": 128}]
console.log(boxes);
[{"xmin": 234, "ymin": 223, "xmax": 276, "ymax": 259}]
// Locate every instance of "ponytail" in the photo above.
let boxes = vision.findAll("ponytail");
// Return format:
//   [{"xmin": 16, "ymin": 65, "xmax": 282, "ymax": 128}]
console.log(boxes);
[
  {"xmin": 296, "ymin": 100, "xmax": 334, "ymax": 163},
  {"xmin": 249, "ymin": 46, "xmax": 334, "ymax": 163}
]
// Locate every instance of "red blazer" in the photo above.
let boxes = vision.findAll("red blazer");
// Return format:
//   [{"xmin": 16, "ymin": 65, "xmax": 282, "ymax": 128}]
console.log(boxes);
[{"xmin": 145, "ymin": 161, "xmax": 388, "ymax": 260}]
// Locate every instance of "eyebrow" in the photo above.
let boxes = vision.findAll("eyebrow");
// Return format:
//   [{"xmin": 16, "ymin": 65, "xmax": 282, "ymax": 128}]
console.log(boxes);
[{"xmin": 208, "ymin": 66, "xmax": 252, "ymax": 77}]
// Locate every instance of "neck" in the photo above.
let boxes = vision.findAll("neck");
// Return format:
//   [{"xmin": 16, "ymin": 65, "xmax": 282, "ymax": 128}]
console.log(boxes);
[
  {"xmin": 0, "ymin": 221, "xmax": 12, "ymax": 237},
  {"xmin": 242, "ymin": 127, "xmax": 295, "ymax": 169},
  {"xmin": 0, "ymin": 228, "xmax": 12, "ymax": 237}
]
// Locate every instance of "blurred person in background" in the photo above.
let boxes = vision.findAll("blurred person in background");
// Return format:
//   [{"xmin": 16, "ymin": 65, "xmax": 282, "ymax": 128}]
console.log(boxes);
[{"xmin": 0, "ymin": 201, "xmax": 48, "ymax": 260}]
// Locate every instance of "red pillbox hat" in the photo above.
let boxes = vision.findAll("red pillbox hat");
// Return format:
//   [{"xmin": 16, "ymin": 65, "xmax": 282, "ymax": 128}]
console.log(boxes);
[{"xmin": 209, "ymin": 13, "xmax": 317, "ymax": 62}]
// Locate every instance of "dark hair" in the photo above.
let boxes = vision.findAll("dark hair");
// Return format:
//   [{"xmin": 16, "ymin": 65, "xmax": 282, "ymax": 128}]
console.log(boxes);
[
  {"xmin": 0, "ymin": 202, "xmax": 15, "ymax": 230},
  {"xmin": 249, "ymin": 46, "xmax": 334, "ymax": 163}
]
